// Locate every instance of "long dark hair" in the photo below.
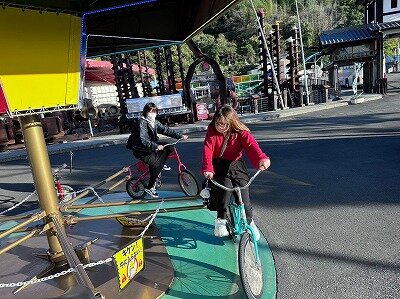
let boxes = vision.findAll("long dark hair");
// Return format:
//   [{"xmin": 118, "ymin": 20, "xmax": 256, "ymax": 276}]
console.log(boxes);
[{"xmin": 142, "ymin": 102, "xmax": 158, "ymax": 117}]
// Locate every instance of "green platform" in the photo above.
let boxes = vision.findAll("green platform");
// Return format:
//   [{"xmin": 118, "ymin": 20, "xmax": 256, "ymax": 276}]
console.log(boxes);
[{"xmin": 156, "ymin": 208, "xmax": 276, "ymax": 299}]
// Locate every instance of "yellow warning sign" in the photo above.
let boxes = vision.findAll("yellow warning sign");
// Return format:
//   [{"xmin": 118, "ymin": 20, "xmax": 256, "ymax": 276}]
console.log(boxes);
[{"xmin": 113, "ymin": 237, "xmax": 144, "ymax": 290}]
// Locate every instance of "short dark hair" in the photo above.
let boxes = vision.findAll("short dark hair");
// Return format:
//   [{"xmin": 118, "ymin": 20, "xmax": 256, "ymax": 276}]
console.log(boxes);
[{"xmin": 142, "ymin": 102, "xmax": 158, "ymax": 116}]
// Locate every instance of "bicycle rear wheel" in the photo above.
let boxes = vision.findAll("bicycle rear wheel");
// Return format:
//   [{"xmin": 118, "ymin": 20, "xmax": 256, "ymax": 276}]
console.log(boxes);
[
  {"xmin": 178, "ymin": 169, "xmax": 199, "ymax": 196},
  {"xmin": 238, "ymin": 232, "xmax": 264, "ymax": 299},
  {"xmin": 126, "ymin": 177, "xmax": 145, "ymax": 198}
]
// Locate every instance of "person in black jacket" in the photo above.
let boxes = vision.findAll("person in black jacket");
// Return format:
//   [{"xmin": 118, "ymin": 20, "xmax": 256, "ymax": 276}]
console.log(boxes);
[{"xmin": 127, "ymin": 102, "xmax": 188, "ymax": 198}]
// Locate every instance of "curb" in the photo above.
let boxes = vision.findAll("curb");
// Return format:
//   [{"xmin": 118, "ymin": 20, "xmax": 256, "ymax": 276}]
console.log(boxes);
[{"xmin": 0, "ymin": 94, "xmax": 383, "ymax": 163}]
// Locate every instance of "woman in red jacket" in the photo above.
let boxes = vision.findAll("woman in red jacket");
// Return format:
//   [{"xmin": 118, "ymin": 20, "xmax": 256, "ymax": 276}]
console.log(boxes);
[{"xmin": 202, "ymin": 105, "xmax": 270, "ymax": 240}]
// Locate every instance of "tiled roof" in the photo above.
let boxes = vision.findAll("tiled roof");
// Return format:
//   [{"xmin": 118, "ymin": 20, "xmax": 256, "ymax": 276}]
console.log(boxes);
[
  {"xmin": 378, "ymin": 20, "xmax": 400, "ymax": 30},
  {"xmin": 319, "ymin": 24, "xmax": 378, "ymax": 46}
]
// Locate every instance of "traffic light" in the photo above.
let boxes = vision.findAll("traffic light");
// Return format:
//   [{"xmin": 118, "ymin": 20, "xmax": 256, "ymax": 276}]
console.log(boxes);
[
  {"xmin": 286, "ymin": 36, "xmax": 301, "ymax": 88},
  {"xmin": 272, "ymin": 23, "xmax": 282, "ymax": 61},
  {"xmin": 285, "ymin": 37, "xmax": 301, "ymax": 105},
  {"xmin": 272, "ymin": 22, "xmax": 284, "ymax": 84}
]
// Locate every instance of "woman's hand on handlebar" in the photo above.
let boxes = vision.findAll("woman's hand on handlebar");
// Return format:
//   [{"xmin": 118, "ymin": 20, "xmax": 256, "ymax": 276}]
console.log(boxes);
[
  {"xmin": 182, "ymin": 134, "xmax": 189, "ymax": 140},
  {"xmin": 259, "ymin": 159, "xmax": 270, "ymax": 171},
  {"xmin": 157, "ymin": 144, "xmax": 165, "ymax": 151},
  {"xmin": 204, "ymin": 172, "xmax": 214, "ymax": 179}
]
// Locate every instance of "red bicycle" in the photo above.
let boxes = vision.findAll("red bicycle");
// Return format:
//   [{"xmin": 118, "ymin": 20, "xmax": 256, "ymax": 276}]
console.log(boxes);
[
  {"xmin": 125, "ymin": 139, "xmax": 199, "ymax": 198},
  {"xmin": 53, "ymin": 163, "xmax": 76, "ymax": 202}
]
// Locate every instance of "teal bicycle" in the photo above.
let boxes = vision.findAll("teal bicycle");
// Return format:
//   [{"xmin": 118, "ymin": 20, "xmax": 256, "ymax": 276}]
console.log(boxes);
[{"xmin": 207, "ymin": 170, "xmax": 263, "ymax": 299}]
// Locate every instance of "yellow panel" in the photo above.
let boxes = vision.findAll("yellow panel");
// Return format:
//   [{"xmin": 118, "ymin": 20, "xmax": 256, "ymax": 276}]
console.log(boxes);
[{"xmin": 0, "ymin": 7, "xmax": 82, "ymax": 113}]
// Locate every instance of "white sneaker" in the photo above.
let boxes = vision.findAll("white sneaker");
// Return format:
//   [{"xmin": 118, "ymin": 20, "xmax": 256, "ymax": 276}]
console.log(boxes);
[
  {"xmin": 249, "ymin": 220, "xmax": 260, "ymax": 241},
  {"xmin": 163, "ymin": 165, "xmax": 171, "ymax": 171},
  {"xmin": 214, "ymin": 218, "xmax": 229, "ymax": 237},
  {"xmin": 144, "ymin": 187, "xmax": 159, "ymax": 198}
]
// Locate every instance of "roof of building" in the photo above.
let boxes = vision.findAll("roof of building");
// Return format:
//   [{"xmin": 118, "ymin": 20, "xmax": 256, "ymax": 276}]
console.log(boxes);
[
  {"xmin": 319, "ymin": 24, "xmax": 378, "ymax": 47},
  {"xmin": 377, "ymin": 20, "xmax": 400, "ymax": 31}
]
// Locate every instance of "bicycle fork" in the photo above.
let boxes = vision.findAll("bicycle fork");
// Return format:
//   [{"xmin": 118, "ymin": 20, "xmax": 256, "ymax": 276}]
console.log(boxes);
[
  {"xmin": 245, "ymin": 220, "xmax": 261, "ymax": 265},
  {"xmin": 236, "ymin": 188, "xmax": 261, "ymax": 265},
  {"xmin": 237, "ymin": 205, "xmax": 261, "ymax": 265}
]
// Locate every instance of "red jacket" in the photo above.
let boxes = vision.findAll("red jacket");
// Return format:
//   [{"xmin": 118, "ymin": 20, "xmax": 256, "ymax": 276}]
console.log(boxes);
[{"xmin": 202, "ymin": 125, "xmax": 269, "ymax": 174}]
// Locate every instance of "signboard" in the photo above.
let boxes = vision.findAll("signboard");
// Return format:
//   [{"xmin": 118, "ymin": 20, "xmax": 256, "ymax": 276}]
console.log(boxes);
[
  {"xmin": 113, "ymin": 237, "xmax": 144, "ymax": 290},
  {"xmin": 0, "ymin": 7, "xmax": 81, "ymax": 114},
  {"xmin": 126, "ymin": 94, "xmax": 182, "ymax": 114},
  {"xmin": 332, "ymin": 44, "xmax": 374, "ymax": 62},
  {"xmin": 196, "ymin": 103, "xmax": 209, "ymax": 120},
  {"xmin": 192, "ymin": 73, "xmax": 217, "ymax": 83}
]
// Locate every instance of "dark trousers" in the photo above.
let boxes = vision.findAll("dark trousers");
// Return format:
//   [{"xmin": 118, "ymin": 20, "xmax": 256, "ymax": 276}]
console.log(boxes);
[
  {"xmin": 139, "ymin": 143, "xmax": 174, "ymax": 189},
  {"xmin": 213, "ymin": 158, "xmax": 253, "ymax": 222}
]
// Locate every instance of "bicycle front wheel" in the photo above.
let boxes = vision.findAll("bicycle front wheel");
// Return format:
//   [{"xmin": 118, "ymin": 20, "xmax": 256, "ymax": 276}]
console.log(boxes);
[
  {"xmin": 178, "ymin": 169, "xmax": 199, "ymax": 196},
  {"xmin": 238, "ymin": 232, "xmax": 264, "ymax": 299},
  {"xmin": 126, "ymin": 177, "xmax": 145, "ymax": 199},
  {"xmin": 60, "ymin": 185, "xmax": 76, "ymax": 202}
]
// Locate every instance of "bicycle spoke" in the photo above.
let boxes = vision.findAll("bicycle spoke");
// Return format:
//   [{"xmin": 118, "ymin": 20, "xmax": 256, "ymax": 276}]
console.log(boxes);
[{"xmin": 239, "ymin": 232, "xmax": 263, "ymax": 298}]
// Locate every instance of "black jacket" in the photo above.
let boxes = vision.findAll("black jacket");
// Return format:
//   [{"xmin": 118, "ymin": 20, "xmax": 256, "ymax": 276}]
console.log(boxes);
[{"xmin": 127, "ymin": 117, "xmax": 182, "ymax": 157}]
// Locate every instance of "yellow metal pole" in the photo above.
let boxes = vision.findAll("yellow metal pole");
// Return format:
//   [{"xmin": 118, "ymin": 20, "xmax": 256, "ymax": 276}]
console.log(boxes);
[{"xmin": 20, "ymin": 115, "xmax": 65, "ymax": 262}]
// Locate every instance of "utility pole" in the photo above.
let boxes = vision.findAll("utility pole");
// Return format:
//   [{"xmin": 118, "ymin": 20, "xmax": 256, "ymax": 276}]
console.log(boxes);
[{"xmin": 295, "ymin": 0, "xmax": 310, "ymax": 105}]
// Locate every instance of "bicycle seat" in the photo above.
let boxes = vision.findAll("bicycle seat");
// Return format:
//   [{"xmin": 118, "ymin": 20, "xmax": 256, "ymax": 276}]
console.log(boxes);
[{"xmin": 43, "ymin": 284, "xmax": 97, "ymax": 299}]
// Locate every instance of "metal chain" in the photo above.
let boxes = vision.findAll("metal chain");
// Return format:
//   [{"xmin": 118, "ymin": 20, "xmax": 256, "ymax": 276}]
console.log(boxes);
[
  {"xmin": 60, "ymin": 186, "xmax": 100, "ymax": 204},
  {"xmin": 0, "ymin": 258, "xmax": 113, "ymax": 288},
  {"xmin": 139, "ymin": 200, "xmax": 164, "ymax": 238},
  {"xmin": 0, "ymin": 189, "xmax": 36, "ymax": 215}
]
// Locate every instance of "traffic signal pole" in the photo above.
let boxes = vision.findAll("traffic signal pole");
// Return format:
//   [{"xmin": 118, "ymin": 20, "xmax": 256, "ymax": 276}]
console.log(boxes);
[
  {"xmin": 250, "ymin": 0, "xmax": 285, "ymax": 110},
  {"xmin": 295, "ymin": 0, "xmax": 310, "ymax": 105}
]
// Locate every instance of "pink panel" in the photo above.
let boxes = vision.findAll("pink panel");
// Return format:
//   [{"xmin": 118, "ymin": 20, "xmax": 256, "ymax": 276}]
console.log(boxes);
[{"xmin": 0, "ymin": 80, "xmax": 8, "ymax": 115}]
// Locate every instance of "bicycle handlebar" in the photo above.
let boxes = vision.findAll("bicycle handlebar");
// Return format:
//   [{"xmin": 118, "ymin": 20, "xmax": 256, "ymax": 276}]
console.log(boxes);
[
  {"xmin": 209, "ymin": 169, "xmax": 262, "ymax": 192},
  {"xmin": 164, "ymin": 137, "xmax": 183, "ymax": 147},
  {"xmin": 52, "ymin": 163, "xmax": 68, "ymax": 176}
]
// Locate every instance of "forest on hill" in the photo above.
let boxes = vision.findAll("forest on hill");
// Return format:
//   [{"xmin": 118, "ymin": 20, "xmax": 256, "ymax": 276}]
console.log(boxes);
[
  {"xmin": 110, "ymin": 0, "xmax": 398, "ymax": 78},
  {"xmin": 190, "ymin": 0, "xmax": 364, "ymax": 76}
]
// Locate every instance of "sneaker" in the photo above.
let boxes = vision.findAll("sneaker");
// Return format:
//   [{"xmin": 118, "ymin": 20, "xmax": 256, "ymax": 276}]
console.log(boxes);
[
  {"xmin": 214, "ymin": 218, "xmax": 229, "ymax": 237},
  {"xmin": 249, "ymin": 220, "xmax": 260, "ymax": 241},
  {"xmin": 144, "ymin": 187, "xmax": 159, "ymax": 198},
  {"xmin": 163, "ymin": 165, "xmax": 171, "ymax": 171}
]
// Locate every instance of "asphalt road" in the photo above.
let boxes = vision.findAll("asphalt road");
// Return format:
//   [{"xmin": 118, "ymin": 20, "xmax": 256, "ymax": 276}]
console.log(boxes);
[{"xmin": 1, "ymin": 93, "xmax": 399, "ymax": 298}]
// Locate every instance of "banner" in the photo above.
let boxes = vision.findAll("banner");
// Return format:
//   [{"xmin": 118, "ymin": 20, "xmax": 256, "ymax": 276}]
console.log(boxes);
[
  {"xmin": 0, "ymin": 80, "xmax": 8, "ymax": 115},
  {"xmin": 196, "ymin": 103, "xmax": 209, "ymax": 120}
]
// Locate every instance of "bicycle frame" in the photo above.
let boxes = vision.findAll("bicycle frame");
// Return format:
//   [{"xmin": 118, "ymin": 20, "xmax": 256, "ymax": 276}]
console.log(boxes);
[
  {"xmin": 229, "ymin": 188, "xmax": 261, "ymax": 264},
  {"xmin": 127, "ymin": 138, "xmax": 188, "ymax": 185},
  {"xmin": 53, "ymin": 163, "xmax": 68, "ymax": 201},
  {"xmin": 210, "ymin": 169, "xmax": 262, "ymax": 264},
  {"xmin": 56, "ymin": 177, "xmax": 64, "ymax": 201},
  {"xmin": 168, "ymin": 147, "xmax": 187, "ymax": 174}
]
